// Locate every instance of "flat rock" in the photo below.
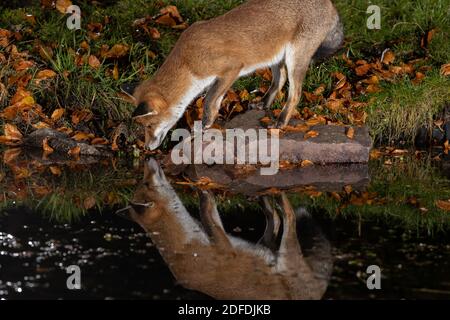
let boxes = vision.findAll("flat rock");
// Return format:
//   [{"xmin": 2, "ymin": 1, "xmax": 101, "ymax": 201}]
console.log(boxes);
[
  {"xmin": 225, "ymin": 110, "xmax": 372, "ymax": 164},
  {"xmin": 185, "ymin": 163, "xmax": 370, "ymax": 196}
]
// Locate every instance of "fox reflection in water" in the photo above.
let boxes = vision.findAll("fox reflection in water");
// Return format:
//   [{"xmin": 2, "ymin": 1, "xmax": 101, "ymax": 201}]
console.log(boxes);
[{"xmin": 117, "ymin": 159, "xmax": 333, "ymax": 300}]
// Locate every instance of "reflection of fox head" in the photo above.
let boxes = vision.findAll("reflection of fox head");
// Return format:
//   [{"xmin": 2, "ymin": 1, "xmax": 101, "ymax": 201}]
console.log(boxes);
[{"xmin": 119, "ymin": 158, "xmax": 172, "ymax": 226}]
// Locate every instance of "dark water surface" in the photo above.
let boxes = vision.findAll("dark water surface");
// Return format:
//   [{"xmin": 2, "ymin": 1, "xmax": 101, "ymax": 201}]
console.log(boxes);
[{"xmin": 1, "ymin": 156, "xmax": 450, "ymax": 300}]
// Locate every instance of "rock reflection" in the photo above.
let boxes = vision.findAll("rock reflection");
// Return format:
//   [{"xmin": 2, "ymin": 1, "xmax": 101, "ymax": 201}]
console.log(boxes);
[{"xmin": 120, "ymin": 159, "xmax": 333, "ymax": 300}]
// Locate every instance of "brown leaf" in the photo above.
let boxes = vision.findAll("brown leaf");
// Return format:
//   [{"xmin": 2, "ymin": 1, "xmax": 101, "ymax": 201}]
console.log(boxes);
[
  {"xmin": 382, "ymin": 50, "xmax": 395, "ymax": 65},
  {"xmin": 83, "ymin": 196, "xmax": 97, "ymax": 210},
  {"xmin": 72, "ymin": 132, "xmax": 94, "ymax": 141},
  {"xmin": 355, "ymin": 63, "xmax": 371, "ymax": 76},
  {"xmin": 36, "ymin": 69, "xmax": 57, "ymax": 80},
  {"xmin": 301, "ymin": 160, "xmax": 314, "ymax": 168},
  {"xmin": 346, "ymin": 127, "xmax": 355, "ymax": 139},
  {"xmin": 113, "ymin": 64, "xmax": 119, "ymax": 80},
  {"xmin": 56, "ymin": 0, "xmax": 72, "ymax": 14},
  {"xmin": 103, "ymin": 44, "xmax": 129, "ymax": 59},
  {"xmin": 3, "ymin": 148, "xmax": 21, "ymax": 164},
  {"xmin": 42, "ymin": 137, "xmax": 54, "ymax": 154},
  {"xmin": 155, "ymin": 14, "xmax": 177, "ymax": 27},
  {"xmin": 91, "ymin": 137, "xmax": 109, "ymax": 145},
  {"xmin": 344, "ymin": 185, "xmax": 353, "ymax": 194},
  {"xmin": 50, "ymin": 166, "xmax": 62, "ymax": 176},
  {"xmin": 444, "ymin": 140, "xmax": 449, "ymax": 155},
  {"xmin": 260, "ymin": 117, "xmax": 272, "ymax": 126},
  {"xmin": 412, "ymin": 72, "xmax": 426, "ymax": 85},
  {"xmin": 440, "ymin": 63, "xmax": 450, "ymax": 77},
  {"xmin": 4, "ymin": 123, "xmax": 23, "ymax": 141},
  {"xmin": 51, "ymin": 108, "xmax": 65, "ymax": 121},
  {"xmin": 160, "ymin": 5, "xmax": 184, "ymax": 23},
  {"xmin": 284, "ymin": 124, "xmax": 310, "ymax": 133},
  {"xmin": 304, "ymin": 130, "xmax": 320, "ymax": 140},
  {"xmin": 88, "ymin": 55, "xmax": 101, "ymax": 69},
  {"xmin": 436, "ymin": 200, "xmax": 450, "ymax": 212},
  {"xmin": 68, "ymin": 145, "xmax": 81, "ymax": 157}
]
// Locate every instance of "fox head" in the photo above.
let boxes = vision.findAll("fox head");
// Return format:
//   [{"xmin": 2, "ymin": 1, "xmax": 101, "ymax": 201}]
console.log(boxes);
[
  {"xmin": 116, "ymin": 158, "xmax": 169, "ymax": 226},
  {"xmin": 122, "ymin": 82, "xmax": 178, "ymax": 150}
]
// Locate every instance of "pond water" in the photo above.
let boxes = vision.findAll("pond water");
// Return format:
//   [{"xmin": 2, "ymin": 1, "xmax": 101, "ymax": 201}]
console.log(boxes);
[{"xmin": 1, "ymin": 151, "xmax": 450, "ymax": 300}]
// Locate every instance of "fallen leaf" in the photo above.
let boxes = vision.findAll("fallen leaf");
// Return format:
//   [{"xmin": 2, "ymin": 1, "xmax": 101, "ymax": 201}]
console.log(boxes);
[
  {"xmin": 301, "ymin": 160, "xmax": 314, "ymax": 167},
  {"xmin": 440, "ymin": 63, "xmax": 450, "ymax": 77},
  {"xmin": 355, "ymin": 63, "xmax": 371, "ymax": 76},
  {"xmin": 4, "ymin": 123, "xmax": 23, "ymax": 141},
  {"xmin": 68, "ymin": 145, "xmax": 81, "ymax": 157},
  {"xmin": 344, "ymin": 185, "xmax": 353, "ymax": 194},
  {"xmin": 88, "ymin": 55, "xmax": 101, "ymax": 69},
  {"xmin": 103, "ymin": 44, "xmax": 129, "ymax": 59},
  {"xmin": 51, "ymin": 108, "xmax": 65, "ymax": 121},
  {"xmin": 382, "ymin": 50, "xmax": 395, "ymax": 65},
  {"xmin": 284, "ymin": 124, "xmax": 310, "ymax": 133},
  {"xmin": 444, "ymin": 140, "xmax": 449, "ymax": 155},
  {"xmin": 412, "ymin": 72, "xmax": 426, "ymax": 85},
  {"xmin": 436, "ymin": 200, "xmax": 450, "ymax": 211},
  {"xmin": 83, "ymin": 196, "xmax": 97, "ymax": 210},
  {"xmin": 42, "ymin": 137, "xmax": 54, "ymax": 154},
  {"xmin": 91, "ymin": 137, "xmax": 109, "ymax": 145},
  {"xmin": 35, "ymin": 69, "xmax": 57, "ymax": 80},
  {"xmin": 304, "ymin": 130, "xmax": 320, "ymax": 140},
  {"xmin": 346, "ymin": 127, "xmax": 355, "ymax": 139},
  {"xmin": 72, "ymin": 132, "xmax": 94, "ymax": 141},
  {"xmin": 260, "ymin": 117, "xmax": 272, "ymax": 126},
  {"xmin": 56, "ymin": 0, "xmax": 72, "ymax": 14},
  {"xmin": 50, "ymin": 166, "xmax": 62, "ymax": 176}
]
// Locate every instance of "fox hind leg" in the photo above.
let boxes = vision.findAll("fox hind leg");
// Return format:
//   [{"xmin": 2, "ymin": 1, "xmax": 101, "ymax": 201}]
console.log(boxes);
[
  {"xmin": 276, "ymin": 43, "xmax": 319, "ymax": 128},
  {"xmin": 251, "ymin": 63, "xmax": 287, "ymax": 111}
]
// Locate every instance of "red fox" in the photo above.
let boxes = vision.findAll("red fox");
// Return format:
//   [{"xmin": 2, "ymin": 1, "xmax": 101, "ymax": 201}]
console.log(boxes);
[
  {"xmin": 129, "ymin": 0, "xmax": 344, "ymax": 150},
  {"xmin": 117, "ymin": 159, "xmax": 333, "ymax": 299}
]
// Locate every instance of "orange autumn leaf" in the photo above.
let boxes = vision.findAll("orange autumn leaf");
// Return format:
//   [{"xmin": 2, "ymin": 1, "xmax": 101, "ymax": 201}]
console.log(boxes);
[
  {"xmin": 440, "ymin": 63, "xmax": 450, "ymax": 77},
  {"xmin": 4, "ymin": 123, "xmax": 23, "ymax": 141},
  {"xmin": 36, "ymin": 69, "xmax": 57, "ymax": 80},
  {"xmin": 51, "ymin": 108, "xmax": 65, "ymax": 121},
  {"xmin": 91, "ymin": 137, "xmax": 109, "ymax": 145},
  {"xmin": 42, "ymin": 137, "xmax": 54, "ymax": 154},
  {"xmin": 83, "ymin": 196, "xmax": 97, "ymax": 210},
  {"xmin": 155, "ymin": 14, "xmax": 177, "ymax": 27},
  {"xmin": 301, "ymin": 160, "xmax": 314, "ymax": 167},
  {"xmin": 284, "ymin": 124, "xmax": 310, "ymax": 133},
  {"xmin": 444, "ymin": 140, "xmax": 449, "ymax": 155},
  {"xmin": 304, "ymin": 130, "xmax": 320, "ymax": 140},
  {"xmin": 382, "ymin": 50, "xmax": 395, "ymax": 65},
  {"xmin": 14, "ymin": 60, "xmax": 34, "ymax": 71},
  {"xmin": 160, "ymin": 5, "xmax": 184, "ymax": 23},
  {"xmin": 412, "ymin": 72, "xmax": 426, "ymax": 85},
  {"xmin": 346, "ymin": 127, "xmax": 355, "ymax": 139},
  {"xmin": 260, "ymin": 117, "xmax": 272, "ymax": 126},
  {"xmin": 68, "ymin": 145, "xmax": 81, "ymax": 157},
  {"xmin": 72, "ymin": 132, "xmax": 94, "ymax": 141},
  {"xmin": 355, "ymin": 63, "xmax": 371, "ymax": 76},
  {"xmin": 88, "ymin": 55, "xmax": 101, "ymax": 69},
  {"xmin": 56, "ymin": 0, "xmax": 72, "ymax": 14},
  {"xmin": 103, "ymin": 44, "xmax": 129, "ymax": 59},
  {"xmin": 50, "ymin": 166, "xmax": 62, "ymax": 176},
  {"xmin": 436, "ymin": 200, "xmax": 450, "ymax": 212}
]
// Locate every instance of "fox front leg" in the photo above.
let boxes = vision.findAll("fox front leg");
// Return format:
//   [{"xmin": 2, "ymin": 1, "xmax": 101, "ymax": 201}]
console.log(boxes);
[{"xmin": 202, "ymin": 69, "xmax": 240, "ymax": 129}]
